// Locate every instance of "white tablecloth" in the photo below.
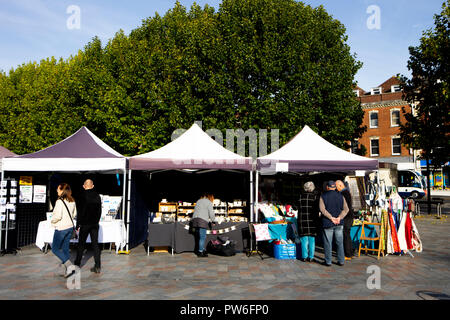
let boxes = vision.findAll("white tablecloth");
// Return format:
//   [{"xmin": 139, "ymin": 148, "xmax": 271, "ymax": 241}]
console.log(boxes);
[{"xmin": 35, "ymin": 220, "xmax": 126, "ymax": 252}]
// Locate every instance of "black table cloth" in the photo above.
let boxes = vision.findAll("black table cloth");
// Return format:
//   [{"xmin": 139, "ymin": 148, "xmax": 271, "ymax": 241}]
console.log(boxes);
[
  {"xmin": 148, "ymin": 221, "xmax": 249, "ymax": 254},
  {"xmin": 147, "ymin": 223, "xmax": 176, "ymax": 248}
]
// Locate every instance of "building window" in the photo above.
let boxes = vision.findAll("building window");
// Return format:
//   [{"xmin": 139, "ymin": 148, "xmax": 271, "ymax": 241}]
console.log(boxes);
[
  {"xmin": 391, "ymin": 109, "xmax": 400, "ymax": 127},
  {"xmin": 392, "ymin": 137, "xmax": 401, "ymax": 155},
  {"xmin": 351, "ymin": 139, "xmax": 359, "ymax": 154},
  {"xmin": 371, "ymin": 87, "xmax": 382, "ymax": 95},
  {"xmin": 369, "ymin": 111, "xmax": 378, "ymax": 128},
  {"xmin": 353, "ymin": 90, "xmax": 360, "ymax": 97},
  {"xmin": 391, "ymin": 85, "xmax": 401, "ymax": 92},
  {"xmin": 370, "ymin": 138, "xmax": 379, "ymax": 157}
]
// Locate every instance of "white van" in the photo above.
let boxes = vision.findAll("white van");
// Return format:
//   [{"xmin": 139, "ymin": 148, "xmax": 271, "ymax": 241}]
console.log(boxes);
[{"xmin": 397, "ymin": 170, "xmax": 427, "ymax": 199}]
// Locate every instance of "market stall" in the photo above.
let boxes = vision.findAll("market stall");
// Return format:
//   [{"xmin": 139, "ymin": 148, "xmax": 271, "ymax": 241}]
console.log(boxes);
[
  {"xmin": 255, "ymin": 125, "xmax": 379, "ymax": 258},
  {"xmin": 0, "ymin": 146, "xmax": 16, "ymax": 253},
  {"xmin": 0, "ymin": 127, "xmax": 127, "ymax": 254},
  {"xmin": 128, "ymin": 123, "xmax": 254, "ymax": 253},
  {"xmin": 35, "ymin": 219, "xmax": 126, "ymax": 253}
]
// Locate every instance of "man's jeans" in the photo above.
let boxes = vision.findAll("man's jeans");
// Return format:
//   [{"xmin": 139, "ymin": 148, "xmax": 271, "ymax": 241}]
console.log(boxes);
[
  {"xmin": 198, "ymin": 228, "xmax": 207, "ymax": 253},
  {"xmin": 52, "ymin": 227, "xmax": 73, "ymax": 264},
  {"xmin": 300, "ymin": 236, "xmax": 315, "ymax": 259},
  {"xmin": 322, "ymin": 225, "xmax": 345, "ymax": 265}
]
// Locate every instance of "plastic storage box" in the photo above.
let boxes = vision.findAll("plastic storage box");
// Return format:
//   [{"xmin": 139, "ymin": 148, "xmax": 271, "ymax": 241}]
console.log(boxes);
[{"xmin": 273, "ymin": 243, "xmax": 296, "ymax": 259}]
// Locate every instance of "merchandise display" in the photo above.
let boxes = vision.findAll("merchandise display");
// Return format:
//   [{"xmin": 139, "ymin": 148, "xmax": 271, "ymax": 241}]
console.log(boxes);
[
  {"xmin": 153, "ymin": 198, "xmax": 248, "ymax": 224},
  {"xmin": 354, "ymin": 179, "xmax": 423, "ymax": 258},
  {"xmin": 256, "ymin": 202, "xmax": 298, "ymax": 223},
  {"xmin": 100, "ymin": 195, "xmax": 122, "ymax": 222}
]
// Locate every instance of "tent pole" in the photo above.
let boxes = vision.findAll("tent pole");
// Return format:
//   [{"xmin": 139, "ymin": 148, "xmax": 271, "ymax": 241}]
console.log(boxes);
[
  {"xmin": 126, "ymin": 169, "xmax": 132, "ymax": 252},
  {"xmin": 249, "ymin": 170, "xmax": 254, "ymax": 223},
  {"xmin": 0, "ymin": 167, "xmax": 4, "ymax": 252},
  {"xmin": 255, "ymin": 170, "xmax": 259, "ymax": 223},
  {"xmin": 121, "ymin": 167, "xmax": 127, "ymax": 253}
]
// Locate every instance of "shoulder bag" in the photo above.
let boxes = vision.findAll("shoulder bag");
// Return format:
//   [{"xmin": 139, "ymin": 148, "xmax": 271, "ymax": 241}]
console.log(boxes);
[{"xmin": 60, "ymin": 198, "xmax": 78, "ymax": 240}]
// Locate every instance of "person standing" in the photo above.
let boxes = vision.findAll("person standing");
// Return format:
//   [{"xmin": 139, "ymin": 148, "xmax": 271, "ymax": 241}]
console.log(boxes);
[
  {"xmin": 319, "ymin": 180, "xmax": 349, "ymax": 267},
  {"xmin": 191, "ymin": 193, "xmax": 216, "ymax": 257},
  {"xmin": 336, "ymin": 180, "xmax": 354, "ymax": 261},
  {"xmin": 298, "ymin": 181, "xmax": 319, "ymax": 262},
  {"xmin": 51, "ymin": 183, "xmax": 77, "ymax": 278},
  {"xmin": 74, "ymin": 179, "xmax": 102, "ymax": 273}
]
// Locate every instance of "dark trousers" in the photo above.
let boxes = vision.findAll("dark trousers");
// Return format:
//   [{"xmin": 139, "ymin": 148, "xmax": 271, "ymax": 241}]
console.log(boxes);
[
  {"xmin": 343, "ymin": 216, "xmax": 354, "ymax": 257},
  {"xmin": 74, "ymin": 224, "xmax": 101, "ymax": 268}
]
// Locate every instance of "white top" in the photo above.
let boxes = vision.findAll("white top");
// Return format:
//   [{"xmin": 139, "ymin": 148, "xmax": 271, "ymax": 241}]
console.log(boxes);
[{"xmin": 51, "ymin": 199, "xmax": 77, "ymax": 231}]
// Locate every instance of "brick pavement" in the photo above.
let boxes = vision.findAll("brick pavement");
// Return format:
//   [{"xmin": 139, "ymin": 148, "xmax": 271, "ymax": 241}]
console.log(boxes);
[{"xmin": 0, "ymin": 215, "xmax": 449, "ymax": 300}]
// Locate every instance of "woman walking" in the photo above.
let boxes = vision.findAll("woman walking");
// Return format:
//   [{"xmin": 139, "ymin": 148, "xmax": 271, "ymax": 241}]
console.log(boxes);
[
  {"xmin": 51, "ymin": 183, "xmax": 77, "ymax": 277},
  {"xmin": 191, "ymin": 193, "xmax": 216, "ymax": 257},
  {"xmin": 298, "ymin": 181, "xmax": 320, "ymax": 262}
]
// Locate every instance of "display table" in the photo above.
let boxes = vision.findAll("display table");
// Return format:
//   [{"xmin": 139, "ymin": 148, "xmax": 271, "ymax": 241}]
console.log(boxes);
[
  {"xmin": 260, "ymin": 221, "xmax": 377, "ymax": 249},
  {"xmin": 147, "ymin": 223, "xmax": 176, "ymax": 255},
  {"xmin": 35, "ymin": 220, "xmax": 127, "ymax": 254},
  {"xmin": 147, "ymin": 221, "xmax": 249, "ymax": 254},
  {"xmin": 350, "ymin": 224, "xmax": 378, "ymax": 249}
]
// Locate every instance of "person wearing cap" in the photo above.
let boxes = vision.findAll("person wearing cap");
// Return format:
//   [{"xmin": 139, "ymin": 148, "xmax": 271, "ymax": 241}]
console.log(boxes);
[
  {"xmin": 336, "ymin": 180, "xmax": 354, "ymax": 261},
  {"xmin": 319, "ymin": 180, "xmax": 349, "ymax": 266}
]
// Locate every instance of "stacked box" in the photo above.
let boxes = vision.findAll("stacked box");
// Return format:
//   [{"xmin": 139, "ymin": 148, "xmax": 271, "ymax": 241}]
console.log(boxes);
[{"xmin": 273, "ymin": 243, "xmax": 296, "ymax": 259}]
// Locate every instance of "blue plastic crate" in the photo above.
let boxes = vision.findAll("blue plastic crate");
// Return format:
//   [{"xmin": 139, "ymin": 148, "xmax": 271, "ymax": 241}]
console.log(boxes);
[{"xmin": 273, "ymin": 243, "xmax": 296, "ymax": 260}]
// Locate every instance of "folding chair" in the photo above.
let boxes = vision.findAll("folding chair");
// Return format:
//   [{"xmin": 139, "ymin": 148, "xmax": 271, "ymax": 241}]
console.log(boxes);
[
  {"xmin": 358, "ymin": 221, "xmax": 383, "ymax": 260},
  {"xmin": 247, "ymin": 223, "xmax": 273, "ymax": 260}
]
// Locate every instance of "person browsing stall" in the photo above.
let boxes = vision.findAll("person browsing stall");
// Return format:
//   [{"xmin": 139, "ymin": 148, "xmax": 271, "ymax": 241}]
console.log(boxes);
[
  {"xmin": 191, "ymin": 193, "xmax": 216, "ymax": 257},
  {"xmin": 319, "ymin": 180, "xmax": 349, "ymax": 267},
  {"xmin": 298, "ymin": 181, "xmax": 320, "ymax": 262},
  {"xmin": 51, "ymin": 183, "xmax": 77, "ymax": 278},
  {"xmin": 74, "ymin": 179, "xmax": 102, "ymax": 273},
  {"xmin": 336, "ymin": 180, "xmax": 355, "ymax": 261}
]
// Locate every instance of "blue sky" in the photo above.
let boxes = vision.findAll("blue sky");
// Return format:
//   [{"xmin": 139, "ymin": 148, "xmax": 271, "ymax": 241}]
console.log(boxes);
[{"xmin": 0, "ymin": 0, "xmax": 444, "ymax": 91}]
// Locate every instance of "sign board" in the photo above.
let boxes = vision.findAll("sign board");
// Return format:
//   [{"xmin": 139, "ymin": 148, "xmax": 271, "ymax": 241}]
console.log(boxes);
[
  {"xmin": 19, "ymin": 176, "xmax": 33, "ymax": 185},
  {"xmin": 275, "ymin": 162, "xmax": 289, "ymax": 172}
]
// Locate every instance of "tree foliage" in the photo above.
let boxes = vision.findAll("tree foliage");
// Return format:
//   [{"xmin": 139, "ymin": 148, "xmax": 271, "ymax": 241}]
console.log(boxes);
[
  {"xmin": 399, "ymin": 0, "xmax": 450, "ymax": 166},
  {"xmin": 0, "ymin": 0, "xmax": 364, "ymax": 156}
]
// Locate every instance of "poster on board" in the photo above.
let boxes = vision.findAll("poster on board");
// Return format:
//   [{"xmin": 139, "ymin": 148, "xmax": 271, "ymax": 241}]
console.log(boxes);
[
  {"xmin": 19, "ymin": 185, "xmax": 33, "ymax": 203},
  {"xmin": 33, "ymin": 185, "xmax": 47, "ymax": 203}
]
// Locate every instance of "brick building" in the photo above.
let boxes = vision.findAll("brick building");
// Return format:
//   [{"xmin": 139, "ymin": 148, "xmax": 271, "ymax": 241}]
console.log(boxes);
[{"xmin": 353, "ymin": 76, "xmax": 416, "ymax": 169}]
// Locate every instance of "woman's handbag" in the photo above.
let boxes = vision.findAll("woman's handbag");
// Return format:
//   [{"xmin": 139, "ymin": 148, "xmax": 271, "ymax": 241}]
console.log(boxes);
[{"xmin": 60, "ymin": 198, "xmax": 78, "ymax": 240}]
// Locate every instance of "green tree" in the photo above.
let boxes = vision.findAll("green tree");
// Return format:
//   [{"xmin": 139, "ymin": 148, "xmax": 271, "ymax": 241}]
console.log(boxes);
[
  {"xmin": 399, "ymin": 0, "xmax": 450, "ymax": 213},
  {"xmin": 0, "ymin": 0, "xmax": 365, "ymax": 157}
]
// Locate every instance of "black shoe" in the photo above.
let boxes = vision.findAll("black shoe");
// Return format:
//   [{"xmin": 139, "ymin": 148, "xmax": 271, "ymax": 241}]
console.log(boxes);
[
  {"xmin": 337, "ymin": 262, "xmax": 344, "ymax": 266},
  {"xmin": 321, "ymin": 262, "xmax": 332, "ymax": 267},
  {"xmin": 299, "ymin": 258, "xmax": 306, "ymax": 262},
  {"xmin": 306, "ymin": 258, "xmax": 314, "ymax": 262},
  {"xmin": 90, "ymin": 266, "xmax": 101, "ymax": 273}
]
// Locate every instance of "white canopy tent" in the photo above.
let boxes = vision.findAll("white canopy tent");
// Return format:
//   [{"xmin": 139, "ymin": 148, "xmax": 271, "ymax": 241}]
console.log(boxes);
[
  {"xmin": 1, "ymin": 127, "xmax": 125, "ymax": 172},
  {"xmin": 130, "ymin": 123, "xmax": 253, "ymax": 170},
  {"xmin": 255, "ymin": 125, "xmax": 379, "ymax": 221},
  {"xmin": 0, "ymin": 127, "xmax": 127, "ymax": 252},
  {"xmin": 127, "ymin": 123, "xmax": 255, "ymax": 250}
]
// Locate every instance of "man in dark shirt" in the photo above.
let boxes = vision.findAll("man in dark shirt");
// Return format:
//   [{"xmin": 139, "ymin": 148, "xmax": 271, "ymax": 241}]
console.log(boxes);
[
  {"xmin": 336, "ymin": 180, "xmax": 354, "ymax": 261},
  {"xmin": 74, "ymin": 179, "xmax": 102, "ymax": 273},
  {"xmin": 319, "ymin": 180, "xmax": 349, "ymax": 267}
]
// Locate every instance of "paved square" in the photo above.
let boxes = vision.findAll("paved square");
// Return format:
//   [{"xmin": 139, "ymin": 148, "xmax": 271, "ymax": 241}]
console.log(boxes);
[{"xmin": 0, "ymin": 215, "xmax": 449, "ymax": 300}]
